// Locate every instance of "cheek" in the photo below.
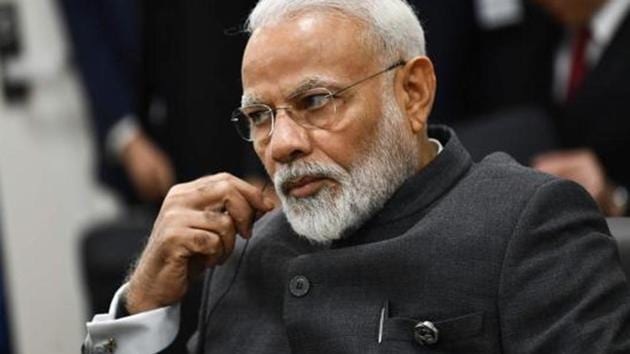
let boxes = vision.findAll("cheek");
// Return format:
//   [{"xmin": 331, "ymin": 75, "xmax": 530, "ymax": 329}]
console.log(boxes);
[
  {"xmin": 310, "ymin": 112, "xmax": 380, "ymax": 168},
  {"xmin": 254, "ymin": 144, "xmax": 275, "ymax": 177}
]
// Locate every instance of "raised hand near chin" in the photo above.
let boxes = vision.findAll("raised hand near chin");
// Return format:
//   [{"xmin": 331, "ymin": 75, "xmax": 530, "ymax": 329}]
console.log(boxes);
[{"xmin": 125, "ymin": 173, "xmax": 276, "ymax": 314}]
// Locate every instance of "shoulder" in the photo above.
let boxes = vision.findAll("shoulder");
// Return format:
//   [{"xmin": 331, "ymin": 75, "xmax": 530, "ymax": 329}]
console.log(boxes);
[
  {"xmin": 458, "ymin": 151, "xmax": 558, "ymax": 204},
  {"xmin": 471, "ymin": 152, "xmax": 598, "ymax": 210},
  {"xmin": 436, "ymin": 151, "xmax": 604, "ymax": 243},
  {"xmin": 473, "ymin": 151, "xmax": 551, "ymax": 182}
]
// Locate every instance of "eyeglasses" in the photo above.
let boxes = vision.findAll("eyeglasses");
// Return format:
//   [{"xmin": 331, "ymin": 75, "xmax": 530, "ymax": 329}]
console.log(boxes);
[{"xmin": 231, "ymin": 60, "xmax": 406, "ymax": 143}]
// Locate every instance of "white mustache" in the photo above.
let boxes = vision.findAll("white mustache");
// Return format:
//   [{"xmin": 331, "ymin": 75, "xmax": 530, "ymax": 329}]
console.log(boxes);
[{"xmin": 273, "ymin": 161, "xmax": 347, "ymax": 196}]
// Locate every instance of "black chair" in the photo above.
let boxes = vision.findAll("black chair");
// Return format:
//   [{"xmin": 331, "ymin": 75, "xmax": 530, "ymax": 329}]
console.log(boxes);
[{"xmin": 607, "ymin": 217, "xmax": 630, "ymax": 278}]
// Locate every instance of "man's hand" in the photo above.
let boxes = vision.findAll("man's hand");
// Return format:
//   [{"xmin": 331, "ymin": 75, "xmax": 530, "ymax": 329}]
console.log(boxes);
[
  {"xmin": 532, "ymin": 149, "xmax": 621, "ymax": 215},
  {"xmin": 121, "ymin": 132, "xmax": 176, "ymax": 202},
  {"xmin": 125, "ymin": 173, "xmax": 276, "ymax": 314}
]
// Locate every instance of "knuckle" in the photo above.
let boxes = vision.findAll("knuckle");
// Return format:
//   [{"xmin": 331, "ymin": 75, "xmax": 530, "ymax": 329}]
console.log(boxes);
[
  {"xmin": 161, "ymin": 209, "xmax": 180, "ymax": 222},
  {"xmin": 214, "ymin": 180, "xmax": 234, "ymax": 196},
  {"xmin": 195, "ymin": 181, "xmax": 211, "ymax": 194},
  {"xmin": 202, "ymin": 209, "xmax": 218, "ymax": 221},
  {"xmin": 215, "ymin": 172, "xmax": 233, "ymax": 181},
  {"xmin": 161, "ymin": 227, "xmax": 183, "ymax": 245},
  {"xmin": 220, "ymin": 215, "xmax": 235, "ymax": 232},
  {"xmin": 231, "ymin": 211, "xmax": 250, "ymax": 227},
  {"xmin": 167, "ymin": 183, "xmax": 185, "ymax": 196},
  {"xmin": 164, "ymin": 185, "xmax": 187, "ymax": 204},
  {"xmin": 171, "ymin": 249, "xmax": 189, "ymax": 262},
  {"xmin": 207, "ymin": 234, "xmax": 222, "ymax": 254},
  {"xmin": 201, "ymin": 209, "xmax": 221, "ymax": 223},
  {"xmin": 191, "ymin": 232, "xmax": 209, "ymax": 250}
]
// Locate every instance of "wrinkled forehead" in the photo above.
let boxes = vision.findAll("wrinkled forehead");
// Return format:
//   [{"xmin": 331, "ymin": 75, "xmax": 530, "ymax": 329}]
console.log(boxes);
[{"xmin": 241, "ymin": 11, "xmax": 379, "ymax": 105}]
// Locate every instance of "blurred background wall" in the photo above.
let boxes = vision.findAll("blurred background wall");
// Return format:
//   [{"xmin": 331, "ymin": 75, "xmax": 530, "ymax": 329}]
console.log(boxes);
[{"xmin": 0, "ymin": 0, "xmax": 118, "ymax": 352}]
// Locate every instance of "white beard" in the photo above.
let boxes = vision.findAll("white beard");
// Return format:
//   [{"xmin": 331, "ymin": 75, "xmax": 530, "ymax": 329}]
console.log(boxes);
[{"xmin": 273, "ymin": 92, "xmax": 419, "ymax": 244}]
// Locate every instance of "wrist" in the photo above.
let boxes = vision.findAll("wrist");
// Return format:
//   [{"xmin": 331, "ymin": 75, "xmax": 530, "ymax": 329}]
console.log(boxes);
[
  {"xmin": 125, "ymin": 278, "xmax": 161, "ymax": 315},
  {"xmin": 110, "ymin": 116, "xmax": 142, "ymax": 159}
]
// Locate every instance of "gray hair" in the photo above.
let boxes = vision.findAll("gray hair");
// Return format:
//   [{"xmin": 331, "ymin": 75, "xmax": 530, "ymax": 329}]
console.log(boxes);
[{"xmin": 246, "ymin": 0, "xmax": 426, "ymax": 64}]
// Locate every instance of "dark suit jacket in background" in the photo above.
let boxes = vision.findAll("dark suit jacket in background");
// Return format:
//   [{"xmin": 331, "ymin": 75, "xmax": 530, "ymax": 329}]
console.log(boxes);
[
  {"xmin": 412, "ymin": 1, "xmax": 554, "ymax": 125},
  {"xmin": 557, "ymin": 9, "xmax": 630, "ymax": 193},
  {"xmin": 189, "ymin": 126, "xmax": 630, "ymax": 353},
  {"xmin": 58, "ymin": 0, "xmax": 261, "ymax": 203},
  {"xmin": 415, "ymin": 1, "xmax": 630, "ymax": 191}
]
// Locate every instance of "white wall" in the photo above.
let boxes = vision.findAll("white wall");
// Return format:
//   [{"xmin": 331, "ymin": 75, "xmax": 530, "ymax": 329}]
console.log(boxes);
[{"xmin": 0, "ymin": 0, "xmax": 118, "ymax": 352}]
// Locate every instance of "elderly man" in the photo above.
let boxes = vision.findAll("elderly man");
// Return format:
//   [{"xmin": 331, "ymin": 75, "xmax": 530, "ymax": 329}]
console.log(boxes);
[{"xmin": 83, "ymin": 0, "xmax": 630, "ymax": 353}]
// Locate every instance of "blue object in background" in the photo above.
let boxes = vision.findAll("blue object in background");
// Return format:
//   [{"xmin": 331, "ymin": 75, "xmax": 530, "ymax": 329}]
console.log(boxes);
[{"xmin": 0, "ymin": 271, "xmax": 10, "ymax": 354}]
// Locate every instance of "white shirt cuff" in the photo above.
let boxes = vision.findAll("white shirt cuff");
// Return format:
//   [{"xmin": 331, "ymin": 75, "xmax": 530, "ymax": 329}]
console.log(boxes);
[
  {"xmin": 85, "ymin": 284, "xmax": 180, "ymax": 354},
  {"xmin": 105, "ymin": 115, "xmax": 141, "ymax": 159}
]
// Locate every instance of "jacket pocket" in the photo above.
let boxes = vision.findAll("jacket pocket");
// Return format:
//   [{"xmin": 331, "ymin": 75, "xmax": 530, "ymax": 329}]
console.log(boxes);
[{"xmin": 379, "ymin": 302, "xmax": 485, "ymax": 347}]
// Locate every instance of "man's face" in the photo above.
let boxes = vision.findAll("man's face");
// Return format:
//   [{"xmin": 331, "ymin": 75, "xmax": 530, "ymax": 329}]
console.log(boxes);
[
  {"xmin": 241, "ymin": 12, "xmax": 420, "ymax": 242},
  {"xmin": 242, "ymin": 12, "xmax": 388, "ymax": 188},
  {"xmin": 534, "ymin": 0, "xmax": 607, "ymax": 27}
]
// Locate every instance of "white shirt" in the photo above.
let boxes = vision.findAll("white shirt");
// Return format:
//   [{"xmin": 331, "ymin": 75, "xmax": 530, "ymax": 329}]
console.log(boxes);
[
  {"xmin": 84, "ymin": 284, "xmax": 180, "ymax": 354},
  {"xmin": 553, "ymin": 0, "xmax": 630, "ymax": 101}
]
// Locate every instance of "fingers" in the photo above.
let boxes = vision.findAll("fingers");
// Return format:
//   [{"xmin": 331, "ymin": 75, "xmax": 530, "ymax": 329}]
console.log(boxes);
[
  {"xmin": 223, "ymin": 190, "xmax": 258, "ymax": 239},
  {"xmin": 189, "ymin": 210, "xmax": 237, "ymax": 258},
  {"xmin": 166, "ymin": 174, "xmax": 274, "ymax": 238},
  {"xmin": 164, "ymin": 228, "xmax": 226, "ymax": 268},
  {"xmin": 158, "ymin": 208, "xmax": 237, "ymax": 257},
  {"xmin": 126, "ymin": 173, "xmax": 267, "ymax": 313},
  {"xmin": 179, "ymin": 173, "xmax": 275, "ymax": 212},
  {"xmin": 181, "ymin": 228, "xmax": 236, "ymax": 267}
]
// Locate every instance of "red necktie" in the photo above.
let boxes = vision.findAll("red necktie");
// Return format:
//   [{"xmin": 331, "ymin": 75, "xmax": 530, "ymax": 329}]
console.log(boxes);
[{"xmin": 566, "ymin": 27, "xmax": 591, "ymax": 102}]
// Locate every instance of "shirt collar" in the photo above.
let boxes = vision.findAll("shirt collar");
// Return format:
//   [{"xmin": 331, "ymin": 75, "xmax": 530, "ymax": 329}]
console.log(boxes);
[{"xmin": 429, "ymin": 138, "xmax": 444, "ymax": 155}]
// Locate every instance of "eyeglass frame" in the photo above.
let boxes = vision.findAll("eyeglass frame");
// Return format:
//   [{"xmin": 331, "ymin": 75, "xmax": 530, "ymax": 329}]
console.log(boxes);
[{"xmin": 231, "ymin": 60, "xmax": 407, "ymax": 142}]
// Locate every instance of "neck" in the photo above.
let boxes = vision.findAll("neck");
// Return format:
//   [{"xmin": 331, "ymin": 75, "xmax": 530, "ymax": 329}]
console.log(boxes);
[{"xmin": 417, "ymin": 137, "xmax": 439, "ymax": 172}]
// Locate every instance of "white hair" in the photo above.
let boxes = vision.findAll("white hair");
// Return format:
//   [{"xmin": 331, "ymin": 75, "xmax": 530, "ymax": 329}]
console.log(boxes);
[{"xmin": 246, "ymin": 0, "xmax": 425, "ymax": 63}]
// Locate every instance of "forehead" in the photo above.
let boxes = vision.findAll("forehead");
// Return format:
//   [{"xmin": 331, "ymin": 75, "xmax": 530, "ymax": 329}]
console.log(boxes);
[{"xmin": 241, "ymin": 11, "xmax": 378, "ymax": 103}]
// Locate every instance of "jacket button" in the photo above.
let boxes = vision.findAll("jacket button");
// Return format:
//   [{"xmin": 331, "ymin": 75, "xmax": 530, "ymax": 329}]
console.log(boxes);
[
  {"xmin": 414, "ymin": 321, "xmax": 439, "ymax": 345},
  {"xmin": 289, "ymin": 275, "xmax": 310, "ymax": 297}
]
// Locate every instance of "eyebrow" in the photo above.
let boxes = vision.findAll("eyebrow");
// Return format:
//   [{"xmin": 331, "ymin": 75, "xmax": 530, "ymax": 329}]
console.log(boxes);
[
  {"xmin": 241, "ymin": 93, "xmax": 263, "ymax": 107},
  {"xmin": 286, "ymin": 77, "xmax": 340, "ymax": 99},
  {"xmin": 241, "ymin": 76, "xmax": 342, "ymax": 107}
]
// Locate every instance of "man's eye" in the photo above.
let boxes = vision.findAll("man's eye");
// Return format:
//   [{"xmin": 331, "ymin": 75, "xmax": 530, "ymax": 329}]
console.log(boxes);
[
  {"xmin": 300, "ymin": 93, "xmax": 332, "ymax": 110},
  {"xmin": 246, "ymin": 110, "xmax": 271, "ymax": 125}
]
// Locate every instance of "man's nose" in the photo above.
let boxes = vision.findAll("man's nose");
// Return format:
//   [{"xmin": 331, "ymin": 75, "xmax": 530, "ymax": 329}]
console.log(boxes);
[{"xmin": 269, "ymin": 110, "xmax": 312, "ymax": 164}]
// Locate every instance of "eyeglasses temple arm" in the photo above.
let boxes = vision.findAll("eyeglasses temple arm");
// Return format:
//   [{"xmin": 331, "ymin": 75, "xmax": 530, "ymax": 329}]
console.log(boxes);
[{"xmin": 331, "ymin": 60, "xmax": 406, "ymax": 97}]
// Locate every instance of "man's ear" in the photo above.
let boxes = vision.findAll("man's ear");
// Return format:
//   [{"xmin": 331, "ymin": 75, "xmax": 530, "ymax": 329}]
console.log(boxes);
[{"xmin": 396, "ymin": 56, "xmax": 436, "ymax": 134}]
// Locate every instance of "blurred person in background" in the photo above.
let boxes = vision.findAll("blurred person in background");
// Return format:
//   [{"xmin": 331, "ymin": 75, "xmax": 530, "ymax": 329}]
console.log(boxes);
[
  {"xmin": 529, "ymin": 0, "xmax": 630, "ymax": 217},
  {"xmin": 414, "ymin": 0, "xmax": 629, "ymax": 216},
  {"xmin": 58, "ymin": 0, "xmax": 260, "ymax": 352},
  {"xmin": 58, "ymin": 0, "xmax": 262, "ymax": 205}
]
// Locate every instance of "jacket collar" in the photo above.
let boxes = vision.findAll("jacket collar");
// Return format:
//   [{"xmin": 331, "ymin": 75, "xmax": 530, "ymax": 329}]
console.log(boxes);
[{"xmin": 333, "ymin": 125, "xmax": 473, "ymax": 247}]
